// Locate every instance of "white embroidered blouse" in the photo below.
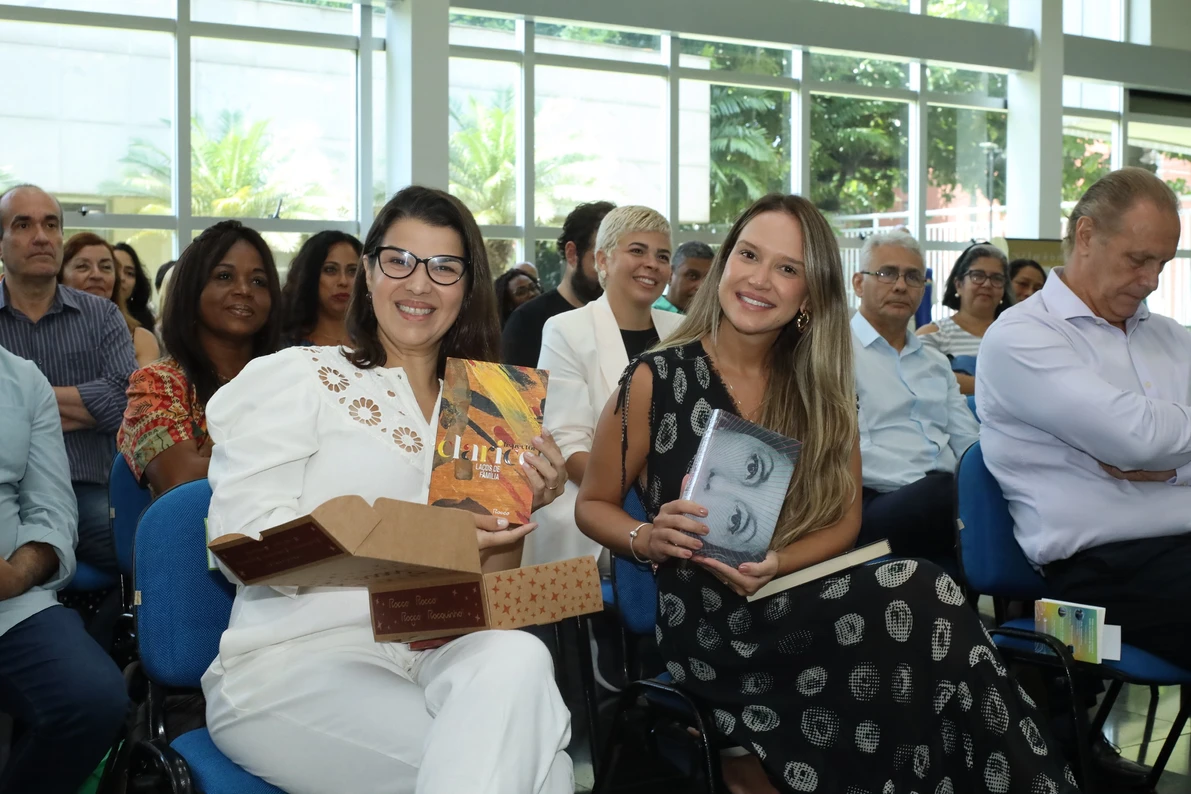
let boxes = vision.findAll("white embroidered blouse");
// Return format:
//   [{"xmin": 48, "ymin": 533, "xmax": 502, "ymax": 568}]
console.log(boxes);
[{"xmin": 205, "ymin": 345, "xmax": 441, "ymax": 660}]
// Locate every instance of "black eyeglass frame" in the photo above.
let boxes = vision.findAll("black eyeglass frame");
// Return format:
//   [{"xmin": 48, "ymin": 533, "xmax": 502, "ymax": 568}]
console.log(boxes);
[
  {"xmin": 367, "ymin": 245, "xmax": 470, "ymax": 286},
  {"xmin": 858, "ymin": 267, "xmax": 927, "ymax": 287}
]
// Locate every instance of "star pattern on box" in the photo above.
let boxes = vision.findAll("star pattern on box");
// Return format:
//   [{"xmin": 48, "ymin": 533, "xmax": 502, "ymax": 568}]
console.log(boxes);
[{"xmin": 484, "ymin": 556, "xmax": 603, "ymax": 629}]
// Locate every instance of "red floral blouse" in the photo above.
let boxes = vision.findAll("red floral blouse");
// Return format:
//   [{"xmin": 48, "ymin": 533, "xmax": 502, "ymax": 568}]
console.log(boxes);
[{"xmin": 118, "ymin": 358, "xmax": 208, "ymax": 484}]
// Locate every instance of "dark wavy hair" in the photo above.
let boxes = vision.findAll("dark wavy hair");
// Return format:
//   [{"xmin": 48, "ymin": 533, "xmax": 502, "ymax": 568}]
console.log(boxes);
[
  {"xmin": 114, "ymin": 242, "xmax": 156, "ymax": 333},
  {"xmin": 942, "ymin": 242, "xmax": 1013, "ymax": 316},
  {"xmin": 279, "ymin": 230, "xmax": 362, "ymax": 345},
  {"xmin": 493, "ymin": 268, "xmax": 539, "ymax": 328},
  {"xmin": 346, "ymin": 186, "xmax": 499, "ymax": 373},
  {"xmin": 162, "ymin": 220, "xmax": 282, "ymax": 405}
]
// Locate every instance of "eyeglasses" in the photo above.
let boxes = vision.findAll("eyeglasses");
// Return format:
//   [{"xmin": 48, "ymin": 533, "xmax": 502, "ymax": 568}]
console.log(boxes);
[
  {"xmin": 963, "ymin": 270, "xmax": 1007, "ymax": 288},
  {"xmin": 859, "ymin": 267, "xmax": 926, "ymax": 288},
  {"xmin": 369, "ymin": 246, "xmax": 468, "ymax": 286},
  {"xmin": 511, "ymin": 282, "xmax": 540, "ymax": 299}
]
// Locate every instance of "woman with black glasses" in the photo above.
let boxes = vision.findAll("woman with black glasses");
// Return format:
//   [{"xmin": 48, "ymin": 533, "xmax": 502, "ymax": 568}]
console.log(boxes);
[
  {"xmin": 916, "ymin": 242, "xmax": 1012, "ymax": 394},
  {"xmin": 200, "ymin": 186, "xmax": 574, "ymax": 794}
]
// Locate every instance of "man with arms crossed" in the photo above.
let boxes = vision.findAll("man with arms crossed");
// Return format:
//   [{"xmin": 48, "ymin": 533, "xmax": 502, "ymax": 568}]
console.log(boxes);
[{"xmin": 979, "ymin": 168, "xmax": 1191, "ymax": 781}]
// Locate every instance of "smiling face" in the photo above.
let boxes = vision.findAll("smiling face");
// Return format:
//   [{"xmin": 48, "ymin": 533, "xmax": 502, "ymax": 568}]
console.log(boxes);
[
  {"xmin": 956, "ymin": 256, "xmax": 1006, "ymax": 315},
  {"xmin": 668, "ymin": 257, "xmax": 712, "ymax": 311},
  {"xmin": 62, "ymin": 243, "xmax": 118, "ymax": 300},
  {"xmin": 717, "ymin": 211, "xmax": 809, "ymax": 339},
  {"xmin": 198, "ymin": 239, "xmax": 272, "ymax": 341},
  {"xmin": 697, "ymin": 427, "xmax": 794, "ymax": 556},
  {"xmin": 318, "ymin": 241, "xmax": 359, "ymax": 319},
  {"xmin": 1011, "ymin": 265, "xmax": 1046, "ymax": 302},
  {"xmin": 598, "ymin": 231, "xmax": 672, "ymax": 311},
  {"xmin": 0, "ymin": 187, "xmax": 63, "ymax": 279},
  {"xmin": 369, "ymin": 217, "xmax": 468, "ymax": 362},
  {"xmin": 852, "ymin": 243, "xmax": 925, "ymax": 328},
  {"xmin": 114, "ymin": 248, "xmax": 138, "ymax": 301},
  {"xmin": 506, "ymin": 273, "xmax": 540, "ymax": 309}
]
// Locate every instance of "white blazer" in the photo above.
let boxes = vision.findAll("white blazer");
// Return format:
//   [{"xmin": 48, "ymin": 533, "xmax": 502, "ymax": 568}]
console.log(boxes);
[{"xmin": 524, "ymin": 295, "xmax": 685, "ymax": 567}]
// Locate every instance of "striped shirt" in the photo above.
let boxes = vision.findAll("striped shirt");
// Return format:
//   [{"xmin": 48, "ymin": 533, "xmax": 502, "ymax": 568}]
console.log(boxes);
[
  {"xmin": 0, "ymin": 284, "xmax": 138, "ymax": 485},
  {"xmin": 919, "ymin": 315, "xmax": 984, "ymax": 358}
]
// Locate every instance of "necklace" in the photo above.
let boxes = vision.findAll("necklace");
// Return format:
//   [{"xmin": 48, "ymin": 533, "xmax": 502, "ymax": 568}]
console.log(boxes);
[{"xmin": 709, "ymin": 345, "xmax": 762, "ymax": 422}]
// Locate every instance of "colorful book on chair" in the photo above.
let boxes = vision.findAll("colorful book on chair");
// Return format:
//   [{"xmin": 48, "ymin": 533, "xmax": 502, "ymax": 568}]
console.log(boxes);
[
  {"xmin": 428, "ymin": 359, "xmax": 549, "ymax": 527},
  {"xmin": 1034, "ymin": 598, "xmax": 1121, "ymax": 664},
  {"xmin": 680, "ymin": 409, "xmax": 800, "ymax": 568}
]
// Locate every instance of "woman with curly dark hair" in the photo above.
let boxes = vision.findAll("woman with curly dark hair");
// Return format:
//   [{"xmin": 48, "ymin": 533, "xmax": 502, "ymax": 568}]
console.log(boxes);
[
  {"xmin": 279, "ymin": 230, "xmax": 362, "ymax": 347},
  {"xmin": 493, "ymin": 267, "xmax": 541, "ymax": 328},
  {"xmin": 117, "ymin": 220, "xmax": 282, "ymax": 495}
]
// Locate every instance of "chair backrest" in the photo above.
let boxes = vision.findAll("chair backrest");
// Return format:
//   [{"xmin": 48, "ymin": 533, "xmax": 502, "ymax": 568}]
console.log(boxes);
[
  {"xmin": 109, "ymin": 454, "xmax": 152, "ymax": 577},
  {"xmin": 612, "ymin": 487, "xmax": 658, "ymax": 636},
  {"xmin": 966, "ymin": 394, "xmax": 979, "ymax": 421},
  {"xmin": 133, "ymin": 479, "xmax": 235, "ymax": 689},
  {"xmin": 955, "ymin": 441, "xmax": 1049, "ymax": 600},
  {"xmin": 951, "ymin": 354, "xmax": 978, "ymax": 375}
]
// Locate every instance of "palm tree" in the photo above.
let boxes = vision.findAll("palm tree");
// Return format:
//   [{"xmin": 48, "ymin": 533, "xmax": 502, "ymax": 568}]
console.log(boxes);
[
  {"xmin": 708, "ymin": 86, "xmax": 788, "ymax": 224},
  {"xmin": 449, "ymin": 89, "xmax": 590, "ymax": 272},
  {"xmin": 116, "ymin": 112, "xmax": 324, "ymax": 251}
]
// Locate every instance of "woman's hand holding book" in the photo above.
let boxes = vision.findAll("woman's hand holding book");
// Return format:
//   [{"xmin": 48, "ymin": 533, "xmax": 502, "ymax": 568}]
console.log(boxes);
[
  {"xmin": 473, "ymin": 513, "xmax": 537, "ymax": 550},
  {"xmin": 694, "ymin": 552, "xmax": 779, "ymax": 598},
  {"xmin": 523, "ymin": 429, "xmax": 568, "ymax": 512},
  {"xmin": 645, "ymin": 494, "xmax": 710, "ymax": 563}
]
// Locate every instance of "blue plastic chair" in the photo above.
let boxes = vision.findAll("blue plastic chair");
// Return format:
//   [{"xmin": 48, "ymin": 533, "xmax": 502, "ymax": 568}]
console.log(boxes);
[
  {"xmin": 593, "ymin": 490, "xmax": 724, "ymax": 794},
  {"xmin": 131, "ymin": 479, "xmax": 284, "ymax": 794},
  {"xmin": 68, "ymin": 561, "xmax": 119, "ymax": 591},
  {"xmin": 956, "ymin": 442, "xmax": 1191, "ymax": 788},
  {"xmin": 109, "ymin": 453, "xmax": 151, "ymax": 579},
  {"xmin": 966, "ymin": 394, "xmax": 979, "ymax": 421},
  {"xmin": 950, "ymin": 354, "xmax": 978, "ymax": 375}
]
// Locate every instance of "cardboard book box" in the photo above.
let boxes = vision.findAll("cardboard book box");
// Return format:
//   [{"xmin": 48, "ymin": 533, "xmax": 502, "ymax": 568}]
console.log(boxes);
[{"xmin": 207, "ymin": 495, "xmax": 603, "ymax": 643}]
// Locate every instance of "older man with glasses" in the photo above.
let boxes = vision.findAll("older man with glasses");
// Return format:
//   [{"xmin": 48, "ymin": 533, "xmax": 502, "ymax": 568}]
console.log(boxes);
[{"xmin": 849, "ymin": 230, "xmax": 979, "ymax": 561}]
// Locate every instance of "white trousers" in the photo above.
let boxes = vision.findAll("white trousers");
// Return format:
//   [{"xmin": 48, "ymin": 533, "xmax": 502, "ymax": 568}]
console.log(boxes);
[{"xmin": 202, "ymin": 627, "xmax": 574, "ymax": 794}]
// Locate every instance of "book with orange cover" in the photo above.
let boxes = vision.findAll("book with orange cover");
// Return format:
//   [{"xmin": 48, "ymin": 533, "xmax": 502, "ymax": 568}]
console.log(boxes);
[{"xmin": 429, "ymin": 359, "xmax": 548, "ymax": 527}]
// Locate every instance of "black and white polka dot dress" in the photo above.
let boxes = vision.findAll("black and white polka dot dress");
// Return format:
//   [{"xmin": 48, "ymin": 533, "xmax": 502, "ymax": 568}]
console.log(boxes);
[{"xmin": 620, "ymin": 342, "xmax": 1079, "ymax": 794}]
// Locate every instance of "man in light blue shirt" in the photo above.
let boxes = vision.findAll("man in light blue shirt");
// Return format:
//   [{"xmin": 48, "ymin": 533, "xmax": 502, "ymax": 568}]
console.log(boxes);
[
  {"xmin": 979, "ymin": 168, "xmax": 1191, "ymax": 670},
  {"xmin": 0, "ymin": 345, "xmax": 127, "ymax": 793},
  {"xmin": 851, "ymin": 231, "xmax": 979, "ymax": 559}
]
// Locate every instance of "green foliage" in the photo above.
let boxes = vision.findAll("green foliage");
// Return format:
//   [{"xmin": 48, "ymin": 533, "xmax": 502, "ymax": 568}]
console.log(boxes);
[{"xmin": 1062, "ymin": 134, "xmax": 1112, "ymax": 203}]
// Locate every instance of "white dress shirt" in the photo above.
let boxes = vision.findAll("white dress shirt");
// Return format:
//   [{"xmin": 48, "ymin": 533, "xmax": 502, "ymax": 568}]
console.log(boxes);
[
  {"xmin": 524, "ymin": 296, "xmax": 683, "ymax": 566},
  {"xmin": 206, "ymin": 346, "xmax": 441, "ymax": 660},
  {"xmin": 852, "ymin": 312, "xmax": 979, "ymax": 493},
  {"xmin": 978, "ymin": 268, "xmax": 1191, "ymax": 567}
]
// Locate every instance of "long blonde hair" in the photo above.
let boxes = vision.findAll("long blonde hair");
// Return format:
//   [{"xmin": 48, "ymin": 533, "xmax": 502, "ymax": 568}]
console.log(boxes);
[{"xmin": 660, "ymin": 194, "xmax": 857, "ymax": 549}]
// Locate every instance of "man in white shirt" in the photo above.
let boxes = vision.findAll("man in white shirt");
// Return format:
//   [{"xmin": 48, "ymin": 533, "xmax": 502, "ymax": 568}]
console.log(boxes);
[
  {"xmin": 851, "ymin": 231, "xmax": 979, "ymax": 560},
  {"xmin": 979, "ymin": 167, "xmax": 1191, "ymax": 669}
]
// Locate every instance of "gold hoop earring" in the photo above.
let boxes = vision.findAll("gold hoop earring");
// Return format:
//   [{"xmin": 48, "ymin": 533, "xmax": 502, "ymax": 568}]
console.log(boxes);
[{"xmin": 795, "ymin": 310, "xmax": 810, "ymax": 332}]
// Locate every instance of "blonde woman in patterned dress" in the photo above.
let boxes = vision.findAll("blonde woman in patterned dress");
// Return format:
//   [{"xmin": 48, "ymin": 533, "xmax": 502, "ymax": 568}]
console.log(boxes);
[
  {"xmin": 577, "ymin": 195, "xmax": 1079, "ymax": 794},
  {"xmin": 201, "ymin": 187, "xmax": 575, "ymax": 794}
]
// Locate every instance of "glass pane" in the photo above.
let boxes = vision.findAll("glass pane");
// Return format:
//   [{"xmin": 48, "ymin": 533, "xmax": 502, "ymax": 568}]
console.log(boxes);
[
  {"xmin": 679, "ymin": 81, "xmax": 791, "ymax": 228},
  {"xmin": 3, "ymin": 0, "xmax": 172, "ymax": 13},
  {"xmin": 484, "ymin": 238, "xmax": 519, "ymax": 276},
  {"xmin": 807, "ymin": 52, "xmax": 910, "ymax": 90},
  {"xmin": 534, "ymin": 66, "xmax": 666, "ymax": 225},
  {"xmin": 927, "ymin": 0, "xmax": 1009, "ymax": 24},
  {"xmin": 191, "ymin": 39, "xmax": 356, "ymax": 220},
  {"xmin": 1126, "ymin": 121, "xmax": 1191, "ymax": 248},
  {"xmin": 1062, "ymin": 78, "xmax": 1121, "ymax": 112},
  {"xmin": 811, "ymin": 95, "xmax": 910, "ymax": 235},
  {"xmin": 1061, "ymin": 116, "xmax": 1114, "ymax": 230},
  {"xmin": 535, "ymin": 22, "xmax": 663, "ymax": 64},
  {"xmin": 193, "ymin": 0, "xmax": 356, "ymax": 35},
  {"xmin": 678, "ymin": 38, "xmax": 792, "ymax": 78},
  {"xmin": 449, "ymin": 59, "xmax": 519, "ymax": 226},
  {"xmin": 373, "ymin": 50, "xmax": 387, "ymax": 217},
  {"xmin": 925, "ymin": 248, "xmax": 962, "ymax": 323},
  {"xmin": 1148, "ymin": 258, "xmax": 1191, "ymax": 326},
  {"xmin": 450, "ymin": 11, "xmax": 518, "ymax": 49},
  {"xmin": 925, "ymin": 67, "xmax": 1007, "ymax": 100},
  {"xmin": 0, "ymin": 22, "xmax": 173, "ymax": 213},
  {"xmin": 63, "ymin": 229, "xmax": 177, "ymax": 286},
  {"xmin": 808, "ymin": 0, "xmax": 909, "ymax": 9},
  {"xmin": 926, "ymin": 106, "xmax": 1008, "ymax": 243},
  {"xmin": 533, "ymin": 239, "xmax": 565, "ymax": 292},
  {"xmin": 1063, "ymin": 0, "xmax": 1123, "ymax": 40}
]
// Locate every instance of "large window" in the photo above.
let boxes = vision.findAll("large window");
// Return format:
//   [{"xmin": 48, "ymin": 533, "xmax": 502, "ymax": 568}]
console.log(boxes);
[
  {"xmin": 1126, "ymin": 121, "xmax": 1191, "ymax": 249},
  {"xmin": 926, "ymin": 106, "xmax": 1008, "ymax": 242}
]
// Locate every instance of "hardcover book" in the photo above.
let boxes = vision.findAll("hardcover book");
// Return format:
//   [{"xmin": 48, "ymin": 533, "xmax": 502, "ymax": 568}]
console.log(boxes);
[
  {"xmin": 680, "ymin": 409, "xmax": 801, "ymax": 568},
  {"xmin": 429, "ymin": 359, "xmax": 549, "ymax": 527}
]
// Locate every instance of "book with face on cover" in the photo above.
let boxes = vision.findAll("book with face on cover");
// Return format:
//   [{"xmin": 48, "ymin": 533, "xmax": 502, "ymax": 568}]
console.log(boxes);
[
  {"xmin": 680, "ymin": 409, "xmax": 801, "ymax": 568},
  {"xmin": 428, "ymin": 358, "xmax": 549, "ymax": 527}
]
